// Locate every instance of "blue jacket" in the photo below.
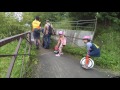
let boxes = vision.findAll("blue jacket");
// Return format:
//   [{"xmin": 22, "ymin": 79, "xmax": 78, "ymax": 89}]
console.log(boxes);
[{"xmin": 86, "ymin": 42, "xmax": 100, "ymax": 57}]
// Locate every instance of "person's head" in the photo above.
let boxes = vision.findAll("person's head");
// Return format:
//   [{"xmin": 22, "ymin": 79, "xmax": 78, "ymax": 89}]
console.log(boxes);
[
  {"xmin": 58, "ymin": 31, "xmax": 64, "ymax": 37},
  {"xmin": 35, "ymin": 16, "xmax": 40, "ymax": 21},
  {"xmin": 46, "ymin": 20, "xmax": 50, "ymax": 23},
  {"xmin": 82, "ymin": 36, "xmax": 91, "ymax": 43}
]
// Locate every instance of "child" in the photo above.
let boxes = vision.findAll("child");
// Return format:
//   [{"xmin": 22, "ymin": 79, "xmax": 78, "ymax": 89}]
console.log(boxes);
[
  {"xmin": 55, "ymin": 31, "xmax": 66, "ymax": 57},
  {"xmin": 82, "ymin": 36, "xmax": 100, "ymax": 68}
]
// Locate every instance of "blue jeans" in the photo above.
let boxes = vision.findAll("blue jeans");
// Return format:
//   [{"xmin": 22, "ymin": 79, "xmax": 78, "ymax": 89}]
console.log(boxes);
[{"xmin": 43, "ymin": 34, "xmax": 51, "ymax": 49}]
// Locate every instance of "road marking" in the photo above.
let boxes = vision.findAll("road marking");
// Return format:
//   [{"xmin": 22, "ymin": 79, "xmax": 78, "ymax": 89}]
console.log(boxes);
[{"xmin": 40, "ymin": 52, "xmax": 53, "ymax": 56}]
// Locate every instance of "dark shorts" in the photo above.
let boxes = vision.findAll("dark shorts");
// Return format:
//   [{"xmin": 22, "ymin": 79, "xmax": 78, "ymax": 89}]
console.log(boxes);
[
  {"xmin": 33, "ymin": 28, "xmax": 40, "ymax": 39},
  {"xmin": 89, "ymin": 49, "xmax": 100, "ymax": 57}
]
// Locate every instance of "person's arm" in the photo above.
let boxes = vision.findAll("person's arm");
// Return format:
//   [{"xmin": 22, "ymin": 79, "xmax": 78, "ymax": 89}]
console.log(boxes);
[
  {"xmin": 56, "ymin": 38, "xmax": 60, "ymax": 47},
  {"xmin": 43, "ymin": 25, "xmax": 47, "ymax": 34},
  {"xmin": 38, "ymin": 22, "xmax": 41, "ymax": 30},
  {"xmin": 50, "ymin": 24, "xmax": 55, "ymax": 35},
  {"xmin": 86, "ymin": 43, "xmax": 92, "ymax": 56}
]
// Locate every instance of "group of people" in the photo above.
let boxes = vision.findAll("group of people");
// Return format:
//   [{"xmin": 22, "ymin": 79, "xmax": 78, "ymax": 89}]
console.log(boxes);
[
  {"xmin": 32, "ymin": 16, "xmax": 54, "ymax": 49},
  {"xmin": 31, "ymin": 16, "xmax": 67, "ymax": 57},
  {"xmin": 32, "ymin": 16, "xmax": 100, "ymax": 68}
]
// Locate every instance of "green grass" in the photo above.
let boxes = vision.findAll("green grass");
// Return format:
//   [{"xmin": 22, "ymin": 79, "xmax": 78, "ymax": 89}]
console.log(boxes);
[
  {"xmin": 23, "ymin": 44, "xmax": 39, "ymax": 78},
  {"xmin": 93, "ymin": 27, "xmax": 120, "ymax": 72},
  {"xmin": 63, "ymin": 44, "xmax": 86, "ymax": 56},
  {"xmin": 0, "ymin": 40, "xmax": 18, "ymax": 78},
  {"xmin": 52, "ymin": 19, "xmax": 72, "ymax": 30},
  {"xmin": 0, "ymin": 39, "xmax": 37, "ymax": 78}
]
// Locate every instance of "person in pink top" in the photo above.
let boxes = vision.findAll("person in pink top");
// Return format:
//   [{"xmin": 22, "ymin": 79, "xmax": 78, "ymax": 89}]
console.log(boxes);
[{"xmin": 55, "ymin": 31, "xmax": 66, "ymax": 57}]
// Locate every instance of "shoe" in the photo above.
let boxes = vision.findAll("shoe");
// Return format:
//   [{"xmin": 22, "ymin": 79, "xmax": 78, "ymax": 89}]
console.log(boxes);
[{"xmin": 56, "ymin": 54, "xmax": 60, "ymax": 57}]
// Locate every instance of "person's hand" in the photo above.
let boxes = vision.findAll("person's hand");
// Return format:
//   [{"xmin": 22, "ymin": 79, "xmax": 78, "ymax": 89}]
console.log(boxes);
[
  {"xmin": 56, "ymin": 45, "xmax": 58, "ymax": 48},
  {"xmin": 54, "ymin": 45, "xmax": 59, "ymax": 50},
  {"xmin": 86, "ymin": 54, "xmax": 90, "ymax": 58}
]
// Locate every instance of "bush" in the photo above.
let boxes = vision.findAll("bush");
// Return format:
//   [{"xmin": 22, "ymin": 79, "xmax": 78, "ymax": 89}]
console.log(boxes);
[
  {"xmin": 94, "ymin": 26, "xmax": 120, "ymax": 71},
  {"xmin": 0, "ymin": 39, "xmax": 36, "ymax": 78}
]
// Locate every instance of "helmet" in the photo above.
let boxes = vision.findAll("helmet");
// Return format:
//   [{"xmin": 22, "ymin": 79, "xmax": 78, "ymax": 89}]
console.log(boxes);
[
  {"xmin": 82, "ymin": 36, "xmax": 91, "ymax": 40},
  {"xmin": 58, "ymin": 31, "xmax": 63, "ymax": 35}
]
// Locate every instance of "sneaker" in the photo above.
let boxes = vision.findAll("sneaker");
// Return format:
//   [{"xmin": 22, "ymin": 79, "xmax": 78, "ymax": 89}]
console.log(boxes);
[{"xmin": 56, "ymin": 54, "xmax": 60, "ymax": 57}]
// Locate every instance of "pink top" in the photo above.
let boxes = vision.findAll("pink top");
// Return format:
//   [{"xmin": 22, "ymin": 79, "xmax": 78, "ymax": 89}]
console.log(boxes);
[{"xmin": 60, "ymin": 36, "xmax": 66, "ymax": 45}]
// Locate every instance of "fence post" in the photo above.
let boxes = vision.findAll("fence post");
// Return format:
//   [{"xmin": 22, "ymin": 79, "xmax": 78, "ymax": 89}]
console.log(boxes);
[
  {"xmin": 29, "ymin": 32, "xmax": 31, "ymax": 45},
  {"xmin": 6, "ymin": 37, "xmax": 22, "ymax": 78},
  {"xmin": 91, "ymin": 17, "xmax": 97, "ymax": 40},
  {"xmin": 28, "ymin": 32, "xmax": 31, "ymax": 56}
]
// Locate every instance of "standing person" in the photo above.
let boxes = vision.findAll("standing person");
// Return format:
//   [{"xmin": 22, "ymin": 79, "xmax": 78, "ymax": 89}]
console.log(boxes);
[
  {"xmin": 55, "ymin": 31, "xmax": 66, "ymax": 57},
  {"xmin": 32, "ymin": 16, "xmax": 41, "ymax": 49},
  {"xmin": 82, "ymin": 36, "xmax": 100, "ymax": 68},
  {"xmin": 43, "ymin": 20, "xmax": 54, "ymax": 49}
]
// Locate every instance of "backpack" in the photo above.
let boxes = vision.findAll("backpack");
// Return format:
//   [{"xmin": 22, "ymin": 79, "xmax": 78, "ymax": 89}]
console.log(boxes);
[
  {"xmin": 93, "ymin": 43, "xmax": 99, "ymax": 49},
  {"xmin": 48, "ymin": 24, "xmax": 53, "ymax": 35}
]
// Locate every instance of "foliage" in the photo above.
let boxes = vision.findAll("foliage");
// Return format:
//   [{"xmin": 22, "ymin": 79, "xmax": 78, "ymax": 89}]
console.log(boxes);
[
  {"xmin": 94, "ymin": 26, "xmax": 120, "ymax": 71},
  {"xmin": 69, "ymin": 12, "xmax": 96, "ymax": 20},
  {"xmin": 52, "ymin": 18, "xmax": 72, "ymax": 29},
  {"xmin": 1, "ymin": 12, "xmax": 120, "ymax": 77},
  {"xmin": 69, "ymin": 12, "xmax": 120, "ymax": 29},
  {"xmin": 0, "ymin": 12, "xmax": 30, "ymax": 39},
  {"xmin": 0, "ymin": 39, "xmax": 38, "ymax": 78}
]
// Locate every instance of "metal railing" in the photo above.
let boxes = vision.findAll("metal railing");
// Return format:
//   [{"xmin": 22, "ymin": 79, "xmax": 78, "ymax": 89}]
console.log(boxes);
[
  {"xmin": 52, "ymin": 18, "xmax": 97, "ymax": 47},
  {"xmin": 0, "ymin": 31, "xmax": 32, "ymax": 78},
  {"xmin": 51, "ymin": 18, "xmax": 97, "ymax": 31}
]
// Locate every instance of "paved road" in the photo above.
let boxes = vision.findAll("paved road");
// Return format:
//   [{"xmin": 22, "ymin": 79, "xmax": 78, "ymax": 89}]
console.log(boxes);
[{"xmin": 31, "ymin": 47, "xmax": 114, "ymax": 78}]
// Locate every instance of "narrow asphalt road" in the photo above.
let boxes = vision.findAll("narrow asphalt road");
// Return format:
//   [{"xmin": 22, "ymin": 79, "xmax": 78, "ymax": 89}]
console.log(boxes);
[{"xmin": 32, "ymin": 47, "xmax": 114, "ymax": 78}]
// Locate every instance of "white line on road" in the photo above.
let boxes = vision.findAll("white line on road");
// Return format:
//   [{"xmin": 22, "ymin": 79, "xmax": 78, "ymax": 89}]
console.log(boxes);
[{"xmin": 40, "ymin": 52, "xmax": 53, "ymax": 56}]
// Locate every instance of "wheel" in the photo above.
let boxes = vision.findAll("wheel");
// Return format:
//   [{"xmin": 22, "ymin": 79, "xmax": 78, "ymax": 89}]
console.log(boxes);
[
  {"xmin": 80, "ymin": 57, "xmax": 94, "ymax": 69},
  {"xmin": 54, "ymin": 51, "xmax": 59, "ymax": 54}
]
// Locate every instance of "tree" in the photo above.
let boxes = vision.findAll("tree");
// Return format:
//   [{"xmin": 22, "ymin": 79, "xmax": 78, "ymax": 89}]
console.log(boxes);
[{"xmin": 69, "ymin": 12, "xmax": 96, "ymax": 20}]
